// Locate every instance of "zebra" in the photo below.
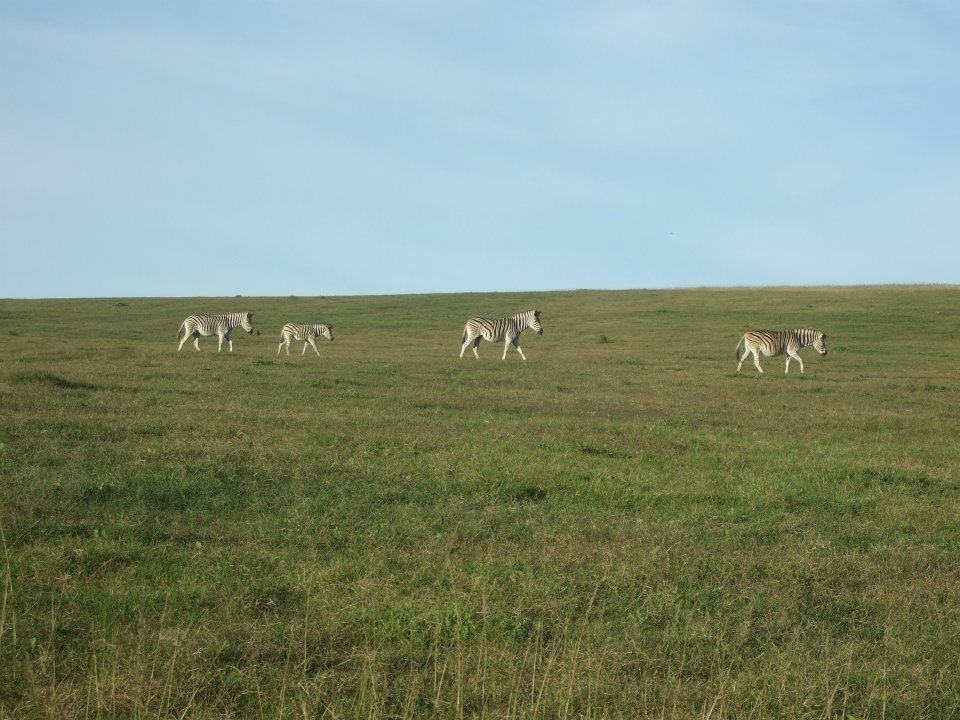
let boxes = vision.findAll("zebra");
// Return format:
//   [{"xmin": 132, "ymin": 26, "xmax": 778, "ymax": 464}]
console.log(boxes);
[
  {"xmin": 460, "ymin": 309, "xmax": 543, "ymax": 360},
  {"xmin": 278, "ymin": 322, "xmax": 334, "ymax": 356},
  {"xmin": 735, "ymin": 329, "xmax": 827, "ymax": 374},
  {"xmin": 176, "ymin": 312, "xmax": 255, "ymax": 352}
]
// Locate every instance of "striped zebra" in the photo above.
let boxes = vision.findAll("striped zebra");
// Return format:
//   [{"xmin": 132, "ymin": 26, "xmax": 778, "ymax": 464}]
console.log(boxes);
[
  {"xmin": 176, "ymin": 312, "xmax": 255, "ymax": 352},
  {"xmin": 278, "ymin": 322, "xmax": 334, "ymax": 356},
  {"xmin": 735, "ymin": 329, "xmax": 827, "ymax": 374},
  {"xmin": 460, "ymin": 309, "xmax": 543, "ymax": 360}
]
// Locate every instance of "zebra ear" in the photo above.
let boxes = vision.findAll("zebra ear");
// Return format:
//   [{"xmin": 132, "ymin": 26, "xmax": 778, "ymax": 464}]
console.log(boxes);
[{"xmin": 534, "ymin": 309, "xmax": 541, "ymax": 317}]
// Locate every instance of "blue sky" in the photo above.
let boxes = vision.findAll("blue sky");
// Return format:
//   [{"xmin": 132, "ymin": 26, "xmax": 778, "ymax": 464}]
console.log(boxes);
[{"xmin": 2, "ymin": 1, "xmax": 959, "ymax": 297}]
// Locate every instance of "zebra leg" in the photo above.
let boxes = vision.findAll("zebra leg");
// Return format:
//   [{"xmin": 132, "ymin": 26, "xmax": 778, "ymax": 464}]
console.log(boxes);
[
  {"xmin": 302, "ymin": 341, "xmax": 308, "ymax": 356},
  {"xmin": 217, "ymin": 333, "xmax": 224, "ymax": 352},
  {"xmin": 752, "ymin": 350, "xmax": 763, "ymax": 373},
  {"xmin": 461, "ymin": 332, "xmax": 478, "ymax": 358},
  {"xmin": 472, "ymin": 337, "xmax": 481, "ymax": 359},
  {"xmin": 177, "ymin": 331, "xmax": 190, "ymax": 352},
  {"xmin": 193, "ymin": 335, "xmax": 201, "ymax": 351},
  {"xmin": 309, "ymin": 337, "xmax": 320, "ymax": 357},
  {"xmin": 502, "ymin": 337, "xmax": 512, "ymax": 360},
  {"xmin": 786, "ymin": 352, "xmax": 802, "ymax": 373},
  {"xmin": 513, "ymin": 337, "xmax": 527, "ymax": 361},
  {"xmin": 785, "ymin": 341, "xmax": 803, "ymax": 373},
  {"xmin": 736, "ymin": 349, "xmax": 745, "ymax": 372}
]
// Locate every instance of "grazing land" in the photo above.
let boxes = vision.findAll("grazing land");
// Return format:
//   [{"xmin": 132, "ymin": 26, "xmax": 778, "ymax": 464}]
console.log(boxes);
[{"xmin": 1, "ymin": 286, "xmax": 959, "ymax": 719}]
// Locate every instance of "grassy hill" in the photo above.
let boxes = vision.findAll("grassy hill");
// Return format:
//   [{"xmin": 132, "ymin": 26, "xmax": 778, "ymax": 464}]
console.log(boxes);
[{"xmin": 1, "ymin": 286, "xmax": 959, "ymax": 718}]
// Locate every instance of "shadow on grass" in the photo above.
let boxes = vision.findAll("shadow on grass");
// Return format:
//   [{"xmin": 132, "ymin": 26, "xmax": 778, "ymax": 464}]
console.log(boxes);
[
  {"xmin": 8, "ymin": 370, "xmax": 100, "ymax": 390},
  {"xmin": 575, "ymin": 442, "xmax": 633, "ymax": 459}
]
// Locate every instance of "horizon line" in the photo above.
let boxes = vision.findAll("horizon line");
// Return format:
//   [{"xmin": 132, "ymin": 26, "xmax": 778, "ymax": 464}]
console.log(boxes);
[{"xmin": 1, "ymin": 282, "xmax": 959, "ymax": 302}]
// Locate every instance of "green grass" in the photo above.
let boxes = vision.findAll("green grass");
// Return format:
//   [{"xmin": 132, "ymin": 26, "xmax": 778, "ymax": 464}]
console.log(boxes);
[{"xmin": 1, "ymin": 286, "xmax": 959, "ymax": 719}]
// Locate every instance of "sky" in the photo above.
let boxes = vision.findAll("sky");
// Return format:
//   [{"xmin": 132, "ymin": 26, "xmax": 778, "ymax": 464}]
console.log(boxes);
[{"xmin": 1, "ymin": 1, "xmax": 959, "ymax": 298}]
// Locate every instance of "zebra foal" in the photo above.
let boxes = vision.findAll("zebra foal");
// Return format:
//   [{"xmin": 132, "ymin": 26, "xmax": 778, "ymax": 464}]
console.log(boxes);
[
  {"xmin": 460, "ymin": 310, "xmax": 543, "ymax": 360},
  {"xmin": 278, "ymin": 323, "xmax": 334, "ymax": 356},
  {"xmin": 735, "ymin": 329, "xmax": 827, "ymax": 374},
  {"xmin": 176, "ymin": 312, "xmax": 255, "ymax": 352}
]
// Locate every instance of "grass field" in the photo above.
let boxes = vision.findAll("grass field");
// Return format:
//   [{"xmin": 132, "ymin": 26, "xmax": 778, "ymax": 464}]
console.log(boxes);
[{"xmin": 1, "ymin": 286, "xmax": 959, "ymax": 719}]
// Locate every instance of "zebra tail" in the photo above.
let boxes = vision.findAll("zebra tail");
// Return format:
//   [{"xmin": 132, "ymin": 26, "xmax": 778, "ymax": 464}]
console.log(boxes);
[
  {"xmin": 461, "ymin": 328, "xmax": 467, "ymax": 345},
  {"xmin": 735, "ymin": 334, "xmax": 745, "ymax": 360},
  {"xmin": 177, "ymin": 321, "xmax": 186, "ymax": 341}
]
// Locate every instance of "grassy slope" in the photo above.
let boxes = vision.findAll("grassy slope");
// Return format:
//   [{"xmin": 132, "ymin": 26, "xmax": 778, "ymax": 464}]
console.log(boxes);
[{"xmin": 1, "ymin": 287, "xmax": 959, "ymax": 719}]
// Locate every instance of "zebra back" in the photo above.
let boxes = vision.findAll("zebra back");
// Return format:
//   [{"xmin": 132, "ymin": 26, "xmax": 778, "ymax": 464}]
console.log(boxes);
[
  {"xmin": 183, "ymin": 312, "xmax": 253, "ymax": 334},
  {"xmin": 282, "ymin": 322, "xmax": 332, "ymax": 340},
  {"xmin": 465, "ymin": 310, "xmax": 539, "ymax": 341},
  {"xmin": 744, "ymin": 328, "xmax": 822, "ymax": 355}
]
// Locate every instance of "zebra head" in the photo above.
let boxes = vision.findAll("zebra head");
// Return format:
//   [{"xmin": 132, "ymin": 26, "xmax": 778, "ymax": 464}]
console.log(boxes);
[
  {"xmin": 813, "ymin": 331, "xmax": 827, "ymax": 356},
  {"xmin": 530, "ymin": 309, "xmax": 543, "ymax": 336},
  {"xmin": 321, "ymin": 324, "xmax": 334, "ymax": 342},
  {"xmin": 241, "ymin": 312, "xmax": 254, "ymax": 334}
]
